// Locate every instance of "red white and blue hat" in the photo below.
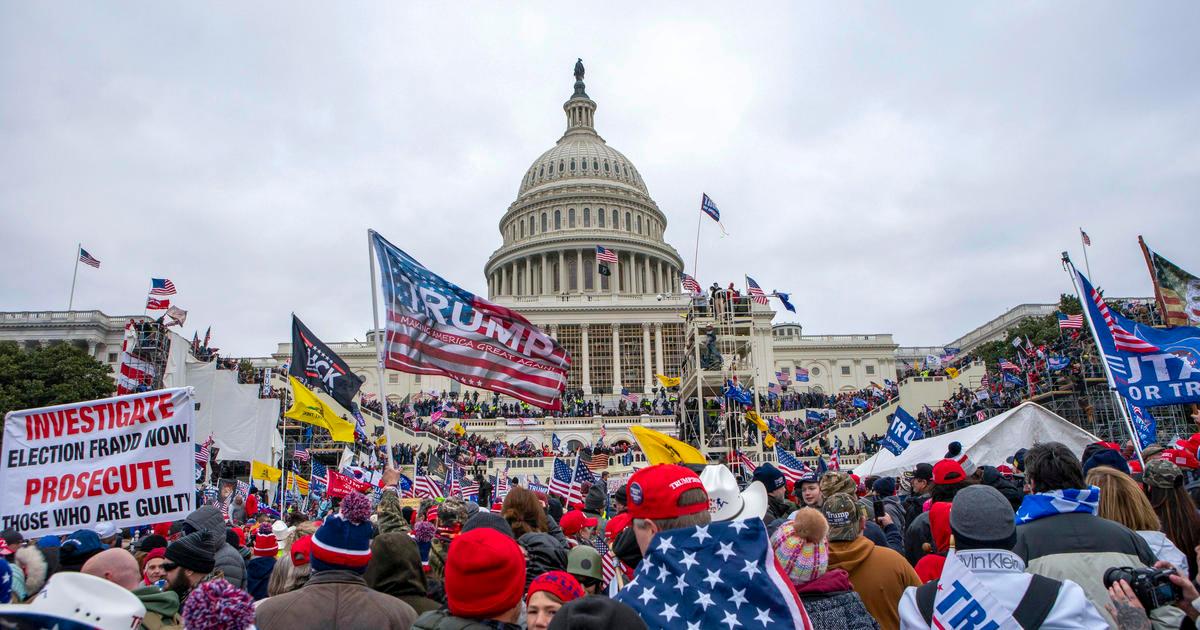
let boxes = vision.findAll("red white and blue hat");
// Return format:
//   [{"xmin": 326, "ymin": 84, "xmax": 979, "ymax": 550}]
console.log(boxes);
[{"xmin": 310, "ymin": 492, "xmax": 373, "ymax": 573}]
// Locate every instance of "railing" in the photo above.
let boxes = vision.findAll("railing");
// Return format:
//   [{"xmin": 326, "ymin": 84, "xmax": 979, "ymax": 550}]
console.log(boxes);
[{"xmin": 0, "ymin": 310, "xmax": 142, "ymax": 326}]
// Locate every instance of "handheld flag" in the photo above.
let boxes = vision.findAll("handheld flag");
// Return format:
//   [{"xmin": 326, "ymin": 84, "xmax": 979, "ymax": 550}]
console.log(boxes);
[
  {"xmin": 251, "ymin": 460, "xmax": 282, "ymax": 483},
  {"xmin": 290, "ymin": 315, "xmax": 364, "ymax": 411},
  {"xmin": 881, "ymin": 407, "xmax": 923, "ymax": 456},
  {"xmin": 945, "ymin": 366, "xmax": 960, "ymax": 379},
  {"xmin": 630, "ymin": 425, "xmax": 705, "ymax": 466},
  {"xmin": 371, "ymin": 231, "xmax": 570, "ymax": 410},
  {"xmin": 1057, "ymin": 313, "xmax": 1083, "ymax": 330},
  {"xmin": 655, "ymin": 374, "xmax": 681, "ymax": 388},
  {"xmin": 1127, "ymin": 400, "xmax": 1157, "ymax": 451},
  {"xmin": 285, "ymin": 376, "xmax": 357, "ymax": 443},
  {"xmin": 146, "ymin": 298, "xmax": 170, "ymax": 310}
]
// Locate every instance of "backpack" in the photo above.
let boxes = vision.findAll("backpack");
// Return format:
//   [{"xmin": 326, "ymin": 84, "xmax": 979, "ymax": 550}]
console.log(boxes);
[{"xmin": 915, "ymin": 573, "xmax": 1061, "ymax": 629}]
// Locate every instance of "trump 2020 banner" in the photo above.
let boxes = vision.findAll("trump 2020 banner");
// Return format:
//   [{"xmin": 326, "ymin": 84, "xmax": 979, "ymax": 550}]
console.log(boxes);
[
  {"xmin": 371, "ymin": 230, "xmax": 570, "ymax": 410},
  {"xmin": 1, "ymin": 388, "xmax": 197, "ymax": 537}
]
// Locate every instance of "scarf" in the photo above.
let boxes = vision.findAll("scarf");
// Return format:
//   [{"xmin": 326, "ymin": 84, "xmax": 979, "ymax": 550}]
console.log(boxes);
[{"xmin": 1014, "ymin": 486, "xmax": 1099, "ymax": 524}]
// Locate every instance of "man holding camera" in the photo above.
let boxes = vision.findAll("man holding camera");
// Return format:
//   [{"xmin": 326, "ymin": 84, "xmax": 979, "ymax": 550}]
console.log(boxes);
[{"xmin": 1012, "ymin": 442, "xmax": 1184, "ymax": 628}]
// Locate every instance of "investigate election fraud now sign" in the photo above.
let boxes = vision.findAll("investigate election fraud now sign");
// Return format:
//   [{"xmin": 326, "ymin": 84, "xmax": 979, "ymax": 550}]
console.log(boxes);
[{"xmin": 0, "ymin": 387, "xmax": 197, "ymax": 537}]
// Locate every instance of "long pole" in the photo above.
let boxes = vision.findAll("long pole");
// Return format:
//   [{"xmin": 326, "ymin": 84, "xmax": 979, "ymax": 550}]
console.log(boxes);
[
  {"xmin": 1064, "ymin": 255, "xmax": 1143, "ymax": 464},
  {"xmin": 367, "ymin": 230, "xmax": 396, "ymax": 465},
  {"xmin": 68, "ymin": 243, "xmax": 81, "ymax": 311},
  {"xmin": 692, "ymin": 210, "xmax": 702, "ymax": 281}
]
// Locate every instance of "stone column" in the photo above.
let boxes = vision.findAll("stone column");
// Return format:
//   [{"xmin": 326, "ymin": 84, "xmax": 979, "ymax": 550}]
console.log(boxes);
[
  {"xmin": 87, "ymin": 341, "xmax": 97, "ymax": 358},
  {"xmin": 500, "ymin": 265, "xmax": 508, "ymax": 296},
  {"xmin": 612, "ymin": 325, "xmax": 622, "ymax": 392},
  {"xmin": 575, "ymin": 249, "xmax": 584, "ymax": 293},
  {"xmin": 593, "ymin": 250, "xmax": 601, "ymax": 293},
  {"xmin": 642, "ymin": 322, "xmax": 653, "ymax": 391},
  {"xmin": 611, "ymin": 255, "xmax": 619, "ymax": 295},
  {"xmin": 581, "ymin": 325, "xmax": 592, "ymax": 394},
  {"xmin": 558, "ymin": 251, "xmax": 566, "ymax": 294},
  {"xmin": 654, "ymin": 322, "xmax": 665, "ymax": 376},
  {"xmin": 525, "ymin": 257, "xmax": 533, "ymax": 296},
  {"xmin": 541, "ymin": 252, "xmax": 549, "ymax": 296}
]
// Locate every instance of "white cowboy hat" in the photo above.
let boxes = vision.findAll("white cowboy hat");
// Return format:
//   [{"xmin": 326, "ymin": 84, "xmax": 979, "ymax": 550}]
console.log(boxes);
[
  {"xmin": 0, "ymin": 571, "xmax": 145, "ymax": 630},
  {"xmin": 700, "ymin": 464, "xmax": 769, "ymax": 522}
]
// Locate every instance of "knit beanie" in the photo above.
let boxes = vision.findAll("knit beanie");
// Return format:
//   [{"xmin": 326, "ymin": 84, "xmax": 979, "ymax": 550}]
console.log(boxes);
[
  {"xmin": 445, "ymin": 527, "xmax": 526, "ymax": 619},
  {"xmin": 182, "ymin": 579, "xmax": 255, "ymax": 630},
  {"xmin": 770, "ymin": 510, "xmax": 829, "ymax": 586},
  {"xmin": 166, "ymin": 530, "xmax": 217, "ymax": 574},
  {"xmin": 252, "ymin": 524, "xmax": 279, "ymax": 558},
  {"xmin": 1083, "ymin": 448, "xmax": 1130, "ymax": 476},
  {"xmin": 872, "ymin": 477, "xmax": 896, "ymax": 497},
  {"xmin": 945, "ymin": 442, "xmax": 977, "ymax": 477},
  {"xmin": 137, "ymin": 534, "xmax": 168, "ymax": 553},
  {"xmin": 526, "ymin": 570, "xmax": 585, "ymax": 605},
  {"xmin": 949, "ymin": 485, "xmax": 1017, "ymax": 551},
  {"xmin": 461, "ymin": 511, "xmax": 516, "ymax": 539},
  {"xmin": 548, "ymin": 595, "xmax": 649, "ymax": 630},
  {"xmin": 311, "ymin": 492, "xmax": 373, "ymax": 573}
]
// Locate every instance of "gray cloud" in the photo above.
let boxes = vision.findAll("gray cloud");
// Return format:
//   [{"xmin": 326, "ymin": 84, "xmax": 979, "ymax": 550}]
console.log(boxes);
[{"xmin": 2, "ymin": 2, "xmax": 1198, "ymax": 355}]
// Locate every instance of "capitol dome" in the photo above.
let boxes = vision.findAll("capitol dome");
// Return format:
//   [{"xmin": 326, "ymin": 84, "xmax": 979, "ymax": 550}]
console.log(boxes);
[{"xmin": 485, "ymin": 62, "xmax": 684, "ymax": 302}]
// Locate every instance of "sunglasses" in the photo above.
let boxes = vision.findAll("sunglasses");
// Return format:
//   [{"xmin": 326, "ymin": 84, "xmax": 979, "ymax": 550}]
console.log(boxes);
[{"xmin": 161, "ymin": 561, "xmax": 179, "ymax": 572}]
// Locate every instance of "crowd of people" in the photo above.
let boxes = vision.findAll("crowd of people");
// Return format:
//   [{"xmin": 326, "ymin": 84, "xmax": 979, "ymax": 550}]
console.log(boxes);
[{"xmin": 4, "ymin": 434, "xmax": 1200, "ymax": 630}]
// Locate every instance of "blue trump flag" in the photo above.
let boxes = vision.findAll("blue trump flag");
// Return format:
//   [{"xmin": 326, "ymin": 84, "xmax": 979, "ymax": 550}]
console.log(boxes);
[
  {"xmin": 851, "ymin": 397, "xmax": 869, "ymax": 409},
  {"xmin": 881, "ymin": 406, "xmax": 923, "ymax": 456},
  {"xmin": 805, "ymin": 409, "xmax": 824, "ymax": 423},
  {"xmin": 1048, "ymin": 356, "xmax": 1071, "ymax": 371},
  {"xmin": 1003, "ymin": 372, "xmax": 1025, "ymax": 387},
  {"xmin": 1126, "ymin": 400, "xmax": 1157, "ymax": 450},
  {"xmin": 1077, "ymin": 268, "xmax": 1200, "ymax": 406}
]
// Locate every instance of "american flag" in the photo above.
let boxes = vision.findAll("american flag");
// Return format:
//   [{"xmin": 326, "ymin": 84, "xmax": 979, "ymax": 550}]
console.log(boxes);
[
  {"xmin": 794, "ymin": 367, "xmax": 809, "ymax": 382},
  {"xmin": 980, "ymin": 372, "xmax": 991, "ymax": 389},
  {"xmin": 976, "ymin": 410, "xmax": 987, "ymax": 422},
  {"xmin": 461, "ymin": 474, "xmax": 480, "ymax": 500},
  {"xmin": 548, "ymin": 457, "xmax": 574, "ymax": 500},
  {"xmin": 310, "ymin": 461, "xmax": 328, "ymax": 484},
  {"xmin": 830, "ymin": 446, "xmax": 840, "ymax": 471},
  {"xmin": 79, "ymin": 247, "xmax": 101, "ymax": 268},
  {"xmin": 293, "ymin": 447, "xmax": 310, "ymax": 461},
  {"xmin": 733, "ymin": 449, "xmax": 758, "ymax": 474},
  {"xmin": 1057, "ymin": 313, "xmax": 1083, "ymax": 330},
  {"xmin": 746, "ymin": 276, "xmax": 769, "ymax": 305},
  {"xmin": 768, "ymin": 382, "xmax": 781, "ymax": 395},
  {"xmin": 774, "ymin": 445, "xmax": 811, "ymax": 483},
  {"xmin": 1080, "ymin": 271, "xmax": 1160, "ymax": 353},
  {"xmin": 447, "ymin": 465, "xmax": 463, "ymax": 497},
  {"xmin": 593, "ymin": 535, "xmax": 618, "ymax": 586},
  {"xmin": 568, "ymin": 456, "xmax": 595, "ymax": 505},
  {"xmin": 493, "ymin": 473, "xmax": 509, "ymax": 501},
  {"xmin": 588, "ymin": 452, "xmax": 610, "ymax": 471},
  {"xmin": 372, "ymin": 231, "xmax": 570, "ymax": 410},
  {"xmin": 195, "ymin": 436, "xmax": 213, "ymax": 464},
  {"xmin": 1080, "ymin": 229, "xmax": 1091, "ymax": 246},
  {"xmin": 615, "ymin": 520, "xmax": 812, "ymax": 629},
  {"xmin": 146, "ymin": 297, "xmax": 170, "ymax": 310},
  {"xmin": 680, "ymin": 272, "xmax": 702, "ymax": 294},
  {"xmin": 149, "ymin": 278, "xmax": 177, "ymax": 296},
  {"xmin": 621, "ymin": 387, "xmax": 639, "ymax": 405},
  {"xmin": 595, "ymin": 245, "xmax": 618, "ymax": 264},
  {"xmin": 414, "ymin": 468, "xmax": 444, "ymax": 499},
  {"xmin": 998, "ymin": 359, "xmax": 1021, "ymax": 373}
]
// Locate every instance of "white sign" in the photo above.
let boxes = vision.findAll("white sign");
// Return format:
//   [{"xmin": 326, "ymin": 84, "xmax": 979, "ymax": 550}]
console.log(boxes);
[{"xmin": 1, "ymin": 388, "xmax": 197, "ymax": 537}]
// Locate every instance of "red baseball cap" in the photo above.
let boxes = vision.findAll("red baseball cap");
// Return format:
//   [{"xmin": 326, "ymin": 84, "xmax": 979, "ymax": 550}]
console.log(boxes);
[
  {"xmin": 933, "ymin": 459, "xmax": 966, "ymax": 485},
  {"xmin": 1159, "ymin": 448, "xmax": 1200, "ymax": 470},
  {"xmin": 605, "ymin": 512, "xmax": 632, "ymax": 542},
  {"xmin": 559, "ymin": 510, "xmax": 598, "ymax": 537},
  {"xmin": 625, "ymin": 464, "xmax": 707, "ymax": 520}
]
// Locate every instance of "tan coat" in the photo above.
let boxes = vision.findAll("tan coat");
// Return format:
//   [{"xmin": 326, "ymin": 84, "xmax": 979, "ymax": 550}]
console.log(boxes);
[
  {"xmin": 256, "ymin": 569, "xmax": 418, "ymax": 630},
  {"xmin": 828, "ymin": 535, "xmax": 921, "ymax": 630}
]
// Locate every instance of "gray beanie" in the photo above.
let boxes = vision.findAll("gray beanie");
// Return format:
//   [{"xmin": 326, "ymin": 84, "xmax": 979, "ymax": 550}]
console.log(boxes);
[{"xmin": 949, "ymin": 485, "xmax": 1016, "ymax": 550}]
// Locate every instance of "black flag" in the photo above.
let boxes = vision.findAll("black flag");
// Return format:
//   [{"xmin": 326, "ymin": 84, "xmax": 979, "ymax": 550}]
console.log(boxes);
[{"xmin": 290, "ymin": 315, "xmax": 364, "ymax": 411}]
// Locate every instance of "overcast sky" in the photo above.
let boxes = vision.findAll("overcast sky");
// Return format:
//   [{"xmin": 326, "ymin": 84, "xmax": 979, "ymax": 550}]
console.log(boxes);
[{"xmin": 2, "ymin": 2, "xmax": 1198, "ymax": 356}]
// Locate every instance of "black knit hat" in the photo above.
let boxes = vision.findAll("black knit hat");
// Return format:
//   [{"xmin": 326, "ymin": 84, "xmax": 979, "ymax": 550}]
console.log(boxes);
[
  {"xmin": 548, "ymin": 595, "xmax": 649, "ymax": 630},
  {"xmin": 166, "ymin": 530, "xmax": 216, "ymax": 574},
  {"xmin": 137, "ymin": 534, "xmax": 168, "ymax": 553}
]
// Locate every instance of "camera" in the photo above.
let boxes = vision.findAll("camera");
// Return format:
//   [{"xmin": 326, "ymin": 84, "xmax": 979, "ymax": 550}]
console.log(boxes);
[{"xmin": 1103, "ymin": 566, "xmax": 1182, "ymax": 610}]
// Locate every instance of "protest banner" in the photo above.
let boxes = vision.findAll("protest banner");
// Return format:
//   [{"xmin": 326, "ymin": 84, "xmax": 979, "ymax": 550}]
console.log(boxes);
[
  {"xmin": 325, "ymin": 469, "xmax": 374, "ymax": 498},
  {"xmin": 1, "ymin": 387, "xmax": 197, "ymax": 537}
]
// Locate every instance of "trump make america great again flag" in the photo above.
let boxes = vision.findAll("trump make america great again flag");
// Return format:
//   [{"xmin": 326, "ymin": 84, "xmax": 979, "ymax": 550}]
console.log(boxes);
[{"xmin": 371, "ymin": 231, "xmax": 570, "ymax": 410}]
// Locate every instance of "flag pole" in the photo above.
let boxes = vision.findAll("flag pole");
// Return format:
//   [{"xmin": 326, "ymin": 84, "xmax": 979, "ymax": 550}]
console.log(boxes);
[
  {"xmin": 367, "ymin": 230, "xmax": 396, "ymax": 466},
  {"xmin": 1062, "ymin": 253, "xmax": 1143, "ymax": 464},
  {"xmin": 1137, "ymin": 235, "xmax": 1169, "ymax": 326},
  {"xmin": 68, "ymin": 243, "xmax": 81, "ymax": 311},
  {"xmin": 692, "ymin": 208, "xmax": 702, "ymax": 281}
]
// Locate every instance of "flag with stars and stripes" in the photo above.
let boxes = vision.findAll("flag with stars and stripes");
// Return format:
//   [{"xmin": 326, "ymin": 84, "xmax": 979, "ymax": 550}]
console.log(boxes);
[
  {"xmin": 79, "ymin": 247, "xmax": 101, "ymax": 268},
  {"xmin": 414, "ymin": 469, "xmax": 445, "ymax": 500},
  {"xmin": 149, "ymin": 278, "xmax": 177, "ymax": 295},
  {"xmin": 621, "ymin": 387, "xmax": 639, "ymax": 405},
  {"xmin": 593, "ymin": 535, "xmax": 619, "ymax": 586},
  {"xmin": 745, "ymin": 276, "xmax": 769, "ymax": 305},
  {"xmin": 614, "ymin": 519, "xmax": 811, "ymax": 629},
  {"xmin": 1057, "ymin": 313, "xmax": 1083, "ymax": 330},
  {"xmin": 680, "ymin": 273, "xmax": 702, "ymax": 294},
  {"xmin": 830, "ymin": 447, "xmax": 840, "ymax": 471},
  {"xmin": 310, "ymin": 461, "xmax": 328, "ymax": 484},
  {"xmin": 732, "ymin": 450, "xmax": 758, "ymax": 474},
  {"xmin": 371, "ymin": 230, "xmax": 570, "ymax": 410},
  {"xmin": 195, "ymin": 436, "xmax": 213, "ymax": 465},
  {"xmin": 595, "ymin": 245, "xmax": 618, "ymax": 264},
  {"xmin": 548, "ymin": 457, "xmax": 574, "ymax": 500},
  {"xmin": 998, "ymin": 359, "xmax": 1021, "ymax": 373},
  {"xmin": 293, "ymin": 446, "xmax": 310, "ymax": 462},
  {"xmin": 774, "ymin": 445, "xmax": 811, "ymax": 483}
]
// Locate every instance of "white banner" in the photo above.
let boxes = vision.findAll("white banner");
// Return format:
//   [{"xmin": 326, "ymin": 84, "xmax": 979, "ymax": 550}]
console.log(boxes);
[
  {"xmin": 505, "ymin": 417, "xmax": 540, "ymax": 426},
  {"xmin": 1, "ymin": 387, "xmax": 197, "ymax": 537}
]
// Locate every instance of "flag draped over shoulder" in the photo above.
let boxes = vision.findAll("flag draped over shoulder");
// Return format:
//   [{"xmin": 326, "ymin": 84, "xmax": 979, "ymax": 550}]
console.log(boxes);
[
  {"xmin": 290, "ymin": 315, "xmax": 363, "ymax": 411},
  {"xmin": 371, "ymin": 230, "xmax": 570, "ymax": 410},
  {"xmin": 285, "ymin": 375, "xmax": 357, "ymax": 442}
]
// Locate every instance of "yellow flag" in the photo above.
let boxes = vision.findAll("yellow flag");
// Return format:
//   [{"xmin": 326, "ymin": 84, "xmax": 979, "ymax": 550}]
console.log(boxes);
[
  {"xmin": 452, "ymin": 422, "xmax": 466, "ymax": 437},
  {"xmin": 745, "ymin": 410, "xmax": 769, "ymax": 433},
  {"xmin": 630, "ymin": 426, "xmax": 706, "ymax": 466},
  {"xmin": 285, "ymin": 376, "xmax": 356, "ymax": 443},
  {"xmin": 251, "ymin": 460, "xmax": 282, "ymax": 483},
  {"xmin": 288, "ymin": 472, "xmax": 310, "ymax": 495},
  {"xmin": 655, "ymin": 374, "xmax": 681, "ymax": 388},
  {"xmin": 946, "ymin": 367, "xmax": 960, "ymax": 379},
  {"xmin": 763, "ymin": 433, "xmax": 777, "ymax": 448}
]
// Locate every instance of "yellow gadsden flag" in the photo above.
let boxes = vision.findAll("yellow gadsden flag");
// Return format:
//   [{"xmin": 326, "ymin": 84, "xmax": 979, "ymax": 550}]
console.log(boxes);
[
  {"xmin": 655, "ymin": 374, "xmax": 681, "ymax": 389},
  {"xmin": 285, "ymin": 376, "xmax": 356, "ymax": 443},
  {"xmin": 452, "ymin": 422, "xmax": 466, "ymax": 437},
  {"xmin": 946, "ymin": 367, "xmax": 960, "ymax": 379},
  {"xmin": 745, "ymin": 410, "xmax": 776, "ymax": 448},
  {"xmin": 630, "ymin": 425, "xmax": 705, "ymax": 466},
  {"xmin": 251, "ymin": 460, "xmax": 282, "ymax": 483}
]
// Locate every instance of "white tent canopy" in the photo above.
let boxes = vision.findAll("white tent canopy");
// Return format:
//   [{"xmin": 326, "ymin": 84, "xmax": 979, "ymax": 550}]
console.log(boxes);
[{"xmin": 853, "ymin": 401, "xmax": 1102, "ymax": 479}]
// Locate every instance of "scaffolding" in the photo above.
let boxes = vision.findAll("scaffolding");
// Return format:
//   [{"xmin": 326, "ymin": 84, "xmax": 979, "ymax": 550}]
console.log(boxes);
[
  {"xmin": 122, "ymin": 318, "xmax": 171, "ymax": 392},
  {"xmin": 677, "ymin": 293, "xmax": 772, "ymax": 464}
]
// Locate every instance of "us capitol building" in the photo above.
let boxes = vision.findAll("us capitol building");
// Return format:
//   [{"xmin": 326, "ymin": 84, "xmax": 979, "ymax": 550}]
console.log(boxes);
[{"xmin": 2, "ymin": 63, "xmax": 920, "ymax": 445}]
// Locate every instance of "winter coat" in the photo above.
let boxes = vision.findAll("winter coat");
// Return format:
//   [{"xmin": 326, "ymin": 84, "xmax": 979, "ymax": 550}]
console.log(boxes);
[
  {"xmin": 255, "ymin": 569, "xmax": 418, "ymax": 630},
  {"xmin": 412, "ymin": 610, "xmax": 521, "ymax": 630},
  {"xmin": 365, "ymin": 531, "xmax": 441, "ymax": 616},
  {"xmin": 903, "ymin": 509, "xmax": 933, "ymax": 566},
  {"xmin": 132, "ymin": 586, "xmax": 182, "ymax": 630},
  {"xmin": 543, "ymin": 518, "xmax": 569, "ymax": 548},
  {"xmin": 246, "ymin": 556, "xmax": 276, "ymax": 601},
  {"xmin": 864, "ymin": 520, "xmax": 904, "ymax": 556},
  {"xmin": 879, "ymin": 495, "xmax": 907, "ymax": 532},
  {"xmin": 183, "ymin": 505, "xmax": 246, "ymax": 588},
  {"xmin": 765, "ymin": 494, "xmax": 799, "ymax": 525},
  {"xmin": 518, "ymin": 532, "xmax": 568, "ymax": 589},
  {"xmin": 898, "ymin": 548, "xmax": 1106, "ymax": 629},
  {"xmin": 979, "ymin": 466, "xmax": 1023, "ymax": 511},
  {"xmin": 794, "ymin": 569, "xmax": 879, "ymax": 630},
  {"xmin": 1014, "ymin": 511, "xmax": 1184, "ymax": 630},
  {"xmin": 827, "ymin": 535, "xmax": 921, "ymax": 630},
  {"xmin": 1138, "ymin": 530, "xmax": 1190, "ymax": 577},
  {"xmin": 900, "ymin": 492, "xmax": 928, "ymax": 531}
]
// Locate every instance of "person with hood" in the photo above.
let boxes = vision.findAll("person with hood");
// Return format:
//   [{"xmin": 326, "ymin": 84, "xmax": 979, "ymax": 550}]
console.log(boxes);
[
  {"xmin": 753, "ymin": 463, "xmax": 799, "ymax": 524},
  {"xmin": 519, "ymin": 532, "xmax": 569, "ymax": 590},
  {"xmin": 230, "ymin": 495, "xmax": 247, "ymax": 525},
  {"xmin": 912, "ymin": 502, "xmax": 951, "ymax": 583},
  {"xmin": 413, "ymin": 528, "xmax": 527, "ymax": 630},
  {"xmin": 977, "ymin": 464, "xmax": 1023, "ymax": 510},
  {"xmin": 772, "ymin": 508, "xmax": 878, "ymax": 629},
  {"xmin": 1013, "ymin": 441, "xmax": 1183, "ymax": 629},
  {"xmin": 366, "ymin": 489, "xmax": 441, "ymax": 616},
  {"xmin": 82, "ymin": 548, "xmax": 182, "ymax": 630},
  {"xmin": 900, "ymin": 485, "xmax": 1105, "ymax": 629},
  {"xmin": 256, "ymin": 492, "xmax": 417, "ymax": 629},
  {"xmin": 181, "ymin": 505, "xmax": 245, "ymax": 589},
  {"xmin": 822, "ymin": 492, "xmax": 919, "ymax": 630},
  {"xmin": 869, "ymin": 477, "xmax": 906, "ymax": 533},
  {"xmin": 246, "ymin": 523, "xmax": 277, "ymax": 601}
]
